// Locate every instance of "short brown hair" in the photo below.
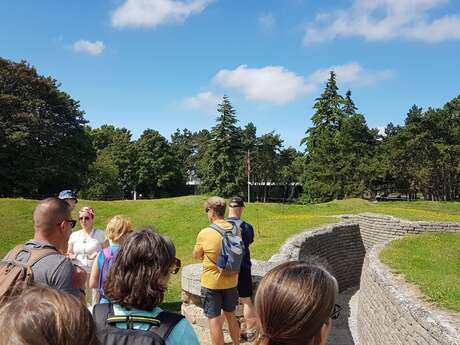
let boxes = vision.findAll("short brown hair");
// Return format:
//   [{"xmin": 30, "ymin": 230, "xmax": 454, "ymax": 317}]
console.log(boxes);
[
  {"xmin": 0, "ymin": 285, "xmax": 99, "ymax": 345},
  {"xmin": 105, "ymin": 215, "xmax": 132, "ymax": 243},
  {"xmin": 204, "ymin": 196, "xmax": 226, "ymax": 217},
  {"xmin": 104, "ymin": 228, "xmax": 176, "ymax": 310},
  {"xmin": 254, "ymin": 261, "xmax": 338, "ymax": 345}
]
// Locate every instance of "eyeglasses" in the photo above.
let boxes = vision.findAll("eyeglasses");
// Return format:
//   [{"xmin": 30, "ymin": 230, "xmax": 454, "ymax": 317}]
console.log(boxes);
[
  {"xmin": 58, "ymin": 219, "xmax": 76, "ymax": 228},
  {"xmin": 170, "ymin": 257, "xmax": 181, "ymax": 274},
  {"xmin": 330, "ymin": 304, "xmax": 341, "ymax": 320},
  {"xmin": 79, "ymin": 216, "xmax": 90, "ymax": 221}
]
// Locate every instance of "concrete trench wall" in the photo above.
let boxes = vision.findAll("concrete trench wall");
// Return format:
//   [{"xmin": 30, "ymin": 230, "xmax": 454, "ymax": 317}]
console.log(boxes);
[{"xmin": 181, "ymin": 213, "xmax": 460, "ymax": 344}]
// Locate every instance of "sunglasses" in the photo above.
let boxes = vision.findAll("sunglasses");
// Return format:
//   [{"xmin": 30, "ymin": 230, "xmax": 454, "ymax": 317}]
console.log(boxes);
[
  {"xmin": 58, "ymin": 219, "xmax": 76, "ymax": 228},
  {"xmin": 79, "ymin": 216, "xmax": 91, "ymax": 221},
  {"xmin": 330, "ymin": 304, "xmax": 342, "ymax": 320},
  {"xmin": 205, "ymin": 207, "xmax": 210, "ymax": 213},
  {"xmin": 170, "ymin": 257, "xmax": 181, "ymax": 275}
]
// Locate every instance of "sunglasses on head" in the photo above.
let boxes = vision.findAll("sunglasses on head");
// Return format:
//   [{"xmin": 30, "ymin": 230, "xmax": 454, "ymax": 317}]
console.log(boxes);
[
  {"xmin": 170, "ymin": 257, "xmax": 181, "ymax": 275},
  {"xmin": 79, "ymin": 216, "xmax": 90, "ymax": 221},
  {"xmin": 330, "ymin": 304, "xmax": 341, "ymax": 320}
]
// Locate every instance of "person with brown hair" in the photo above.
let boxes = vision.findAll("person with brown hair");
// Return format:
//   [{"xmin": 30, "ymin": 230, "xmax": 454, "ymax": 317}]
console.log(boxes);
[
  {"xmin": 254, "ymin": 261, "xmax": 340, "ymax": 345},
  {"xmin": 92, "ymin": 228, "xmax": 199, "ymax": 345},
  {"xmin": 0, "ymin": 285, "xmax": 99, "ymax": 345},
  {"xmin": 193, "ymin": 196, "xmax": 241, "ymax": 345}
]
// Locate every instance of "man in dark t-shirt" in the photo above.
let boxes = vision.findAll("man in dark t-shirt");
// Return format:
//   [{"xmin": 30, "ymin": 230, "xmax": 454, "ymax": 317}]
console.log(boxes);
[{"xmin": 226, "ymin": 196, "xmax": 257, "ymax": 342}]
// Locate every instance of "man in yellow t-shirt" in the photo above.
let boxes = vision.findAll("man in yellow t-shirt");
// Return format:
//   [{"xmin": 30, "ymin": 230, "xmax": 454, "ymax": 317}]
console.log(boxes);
[{"xmin": 193, "ymin": 196, "xmax": 240, "ymax": 345}]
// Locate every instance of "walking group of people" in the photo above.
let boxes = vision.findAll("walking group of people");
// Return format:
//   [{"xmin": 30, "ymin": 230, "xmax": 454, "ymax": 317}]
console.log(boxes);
[{"xmin": 0, "ymin": 192, "xmax": 341, "ymax": 345}]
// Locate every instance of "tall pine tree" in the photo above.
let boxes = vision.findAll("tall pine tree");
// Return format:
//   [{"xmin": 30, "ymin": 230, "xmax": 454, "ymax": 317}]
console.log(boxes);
[
  {"xmin": 200, "ymin": 95, "xmax": 243, "ymax": 196},
  {"xmin": 301, "ymin": 71, "xmax": 345, "ymax": 202}
]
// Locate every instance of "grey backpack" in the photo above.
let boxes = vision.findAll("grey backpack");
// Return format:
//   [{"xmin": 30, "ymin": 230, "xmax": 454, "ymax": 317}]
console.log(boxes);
[{"xmin": 209, "ymin": 222, "xmax": 244, "ymax": 273}]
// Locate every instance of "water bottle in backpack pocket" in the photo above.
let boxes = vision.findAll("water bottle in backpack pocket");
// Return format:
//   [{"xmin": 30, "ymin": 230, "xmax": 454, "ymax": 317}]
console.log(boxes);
[{"xmin": 208, "ymin": 222, "xmax": 245, "ymax": 273}]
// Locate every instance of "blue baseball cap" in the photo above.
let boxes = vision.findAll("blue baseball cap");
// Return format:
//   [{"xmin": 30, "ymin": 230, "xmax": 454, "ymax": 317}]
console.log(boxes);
[{"xmin": 58, "ymin": 190, "xmax": 77, "ymax": 202}]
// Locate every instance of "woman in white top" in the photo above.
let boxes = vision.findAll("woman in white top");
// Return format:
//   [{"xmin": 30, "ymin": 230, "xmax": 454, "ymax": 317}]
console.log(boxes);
[{"xmin": 68, "ymin": 206, "xmax": 107, "ymax": 305}]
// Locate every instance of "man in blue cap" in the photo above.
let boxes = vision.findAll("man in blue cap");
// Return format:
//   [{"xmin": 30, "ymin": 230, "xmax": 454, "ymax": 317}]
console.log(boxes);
[
  {"xmin": 226, "ymin": 196, "xmax": 256, "ymax": 342},
  {"xmin": 58, "ymin": 190, "xmax": 78, "ymax": 212}
]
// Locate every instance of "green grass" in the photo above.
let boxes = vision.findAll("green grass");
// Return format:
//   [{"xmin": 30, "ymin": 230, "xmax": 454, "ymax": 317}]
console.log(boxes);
[
  {"xmin": 380, "ymin": 233, "xmax": 460, "ymax": 312},
  {"xmin": 2, "ymin": 196, "xmax": 460, "ymax": 309}
]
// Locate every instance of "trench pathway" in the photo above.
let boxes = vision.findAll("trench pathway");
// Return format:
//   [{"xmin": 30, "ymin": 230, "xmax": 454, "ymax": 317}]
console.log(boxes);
[{"xmin": 192, "ymin": 287, "xmax": 360, "ymax": 345}]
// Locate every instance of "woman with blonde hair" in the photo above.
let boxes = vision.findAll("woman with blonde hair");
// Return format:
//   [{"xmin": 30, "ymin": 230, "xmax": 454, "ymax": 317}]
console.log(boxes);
[
  {"xmin": 254, "ymin": 261, "xmax": 340, "ymax": 345},
  {"xmin": 89, "ymin": 215, "xmax": 132, "ymax": 303},
  {"xmin": 0, "ymin": 285, "xmax": 99, "ymax": 345}
]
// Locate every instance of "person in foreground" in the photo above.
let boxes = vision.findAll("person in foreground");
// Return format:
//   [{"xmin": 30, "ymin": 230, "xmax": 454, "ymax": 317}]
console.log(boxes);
[
  {"xmin": 0, "ymin": 285, "xmax": 99, "ymax": 345},
  {"xmin": 254, "ymin": 261, "xmax": 340, "ymax": 345},
  {"xmin": 92, "ymin": 228, "xmax": 200, "ymax": 345}
]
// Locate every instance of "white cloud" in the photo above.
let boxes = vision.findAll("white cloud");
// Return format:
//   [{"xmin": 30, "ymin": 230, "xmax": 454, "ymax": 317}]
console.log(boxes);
[
  {"xmin": 212, "ymin": 63, "xmax": 393, "ymax": 105},
  {"xmin": 72, "ymin": 40, "xmax": 105, "ymax": 55},
  {"xmin": 179, "ymin": 91, "xmax": 221, "ymax": 113},
  {"xmin": 258, "ymin": 13, "xmax": 275, "ymax": 32},
  {"xmin": 214, "ymin": 65, "xmax": 314, "ymax": 105},
  {"xmin": 308, "ymin": 63, "xmax": 394, "ymax": 86},
  {"xmin": 112, "ymin": 0, "xmax": 214, "ymax": 28},
  {"xmin": 304, "ymin": 0, "xmax": 460, "ymax": 43}
]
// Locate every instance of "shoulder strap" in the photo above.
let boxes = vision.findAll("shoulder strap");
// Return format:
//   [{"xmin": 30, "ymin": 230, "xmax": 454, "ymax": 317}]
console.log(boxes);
[
  {"xmin": 28, "ymin": 248, "xmax": 59, "ymax": 266},
  {"xmin": 153, "ymin": 311, "xmax": 185, "ymax": 340},
  {"xmin": 102, "ymin": 247, "xmax": 113, "ymax": 259},
  {"xmin": 93, "ymin": 303, "xmax": 114, "ymax": 330},
  {"xmin": 209, "ymin": 223, "xmax": 226, "ymax": 236},
  {"xmin": 227, "ymin": 218, "xmax": 244, "ymax": 229},
  {"xmin": 3, "ymin": 245, "xmax": 26, "ymax": 260},
  {"xmin": 2, "ymin": 245, "xmax": 57, "ymax": 267}
]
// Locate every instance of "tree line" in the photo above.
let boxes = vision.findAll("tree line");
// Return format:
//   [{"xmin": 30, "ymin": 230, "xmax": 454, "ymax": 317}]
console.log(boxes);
[{"xmin": 1, "ymin": 58, "xmax": 459, "ymax": 202}]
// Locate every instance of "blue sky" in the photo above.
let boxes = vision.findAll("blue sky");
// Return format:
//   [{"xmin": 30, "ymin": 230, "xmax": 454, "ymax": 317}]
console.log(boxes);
[{"xmin": 1, "ymin": 0, "xmax": 459, "ymax": 148}]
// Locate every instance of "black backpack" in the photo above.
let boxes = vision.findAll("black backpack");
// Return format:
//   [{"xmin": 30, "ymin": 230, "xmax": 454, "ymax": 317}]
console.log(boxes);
[{"xmin": 93, "ymin": 304, "xmax": 185, "ymax": 345}]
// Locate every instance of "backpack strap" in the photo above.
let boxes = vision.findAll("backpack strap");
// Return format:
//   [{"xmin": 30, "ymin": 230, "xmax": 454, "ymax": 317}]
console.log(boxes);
[
  {"xmin": 27, "ymin": 247, "xmax": 59, "ymax": 266},
  {"xmin": 102, "ymin": 247, "xmax": 113, "ymax": 259},
  {"xmin": 93, "ymin": 303, "xmax": 114, "ymax": 330},
  {"xmin": 93, "ymin": 304, "xmax": 184, "ymax": 339},
  {"xmin": 228, "ymin": 219, "xmax": 244, "ymax": 231},
  {"xmin": 153, "ymin": 311, "xmax": 184, "ymax": 339},
  {"xmin": 3, "ymin": 245, "xmax": 58, "ymax": 267},
  {"xmin": 209, "ymin": 223, "xmax": 227, "ymax": 237}
]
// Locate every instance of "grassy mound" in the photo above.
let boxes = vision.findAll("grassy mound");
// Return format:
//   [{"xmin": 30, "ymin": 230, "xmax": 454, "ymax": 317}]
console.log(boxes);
[
  {"xmin": 2, "ymin": 195, "xmax": 460, "ymax": 308},
  {"xmin": 380, "ymin": 233, "xmax": 460, "ymax": 312}
]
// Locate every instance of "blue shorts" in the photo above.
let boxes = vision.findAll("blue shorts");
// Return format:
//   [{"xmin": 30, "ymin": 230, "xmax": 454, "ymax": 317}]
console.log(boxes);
[{"xmin": 201, "ymin": 287, "xmax": 238, "ymax": 318}]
